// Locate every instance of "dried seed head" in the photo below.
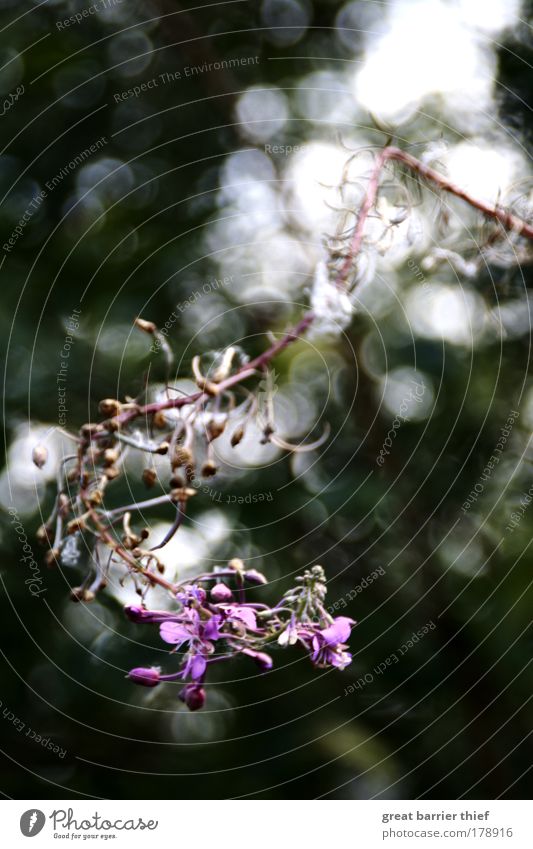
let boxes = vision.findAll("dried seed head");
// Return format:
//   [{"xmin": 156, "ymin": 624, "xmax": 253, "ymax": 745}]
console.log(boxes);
[
  {"xmin": 201, "ymin": 460, "xmax": 217, "ymax": 478},
  {"xmin": 170, "ymin": 473, "xmax": 185, "ymax": 488},
  {"xmin": 229, "ymin": 557, "xmax": 245, "ymax": 573},
  {"xmin": 135, "ymin": 317, "xmax": 157, "ymax": 334},
  {"xmin": 99, "ymin": 398, "xmax": 121, "ymax": 418},
  {"xmin": 32, "ymin": 444, "xmax": 48, "ymax": 469},
  {"xmin": 105, "ymin": 466, "xmax": 120, "ymax": 481},
  {"xmin": 142, "ymin": 468, "xmax": 157, "ymax": 488},
  {"xmin": 87, "ymin": 490, "xmax": 103, "ymax": 507},
  {"xmin": 230, "ymin": 426, "xmax": 245, "ymax": 447},
  {"xmin": 155, "ymin": 441, "xmax": 170, "ymax": 455}
]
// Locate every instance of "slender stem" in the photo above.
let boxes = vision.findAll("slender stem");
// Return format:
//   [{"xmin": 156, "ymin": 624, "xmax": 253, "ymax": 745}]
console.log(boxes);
[
  {"xmin": 104, "ymin": 493, "xmax": 172, "ymax": 519},
  {"xmin": 86, "ymin": 506, "xmax": 178, "ymax": 594},
  {"xmin": 336, "ymin": 144, "xmax": 533, "ymax": 289}
]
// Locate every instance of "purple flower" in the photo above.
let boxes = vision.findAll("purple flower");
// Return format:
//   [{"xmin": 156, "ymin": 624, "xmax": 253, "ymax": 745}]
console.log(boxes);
[
  {"xmin": 176, "ymin": 585, "xmax": 207, "ymax": 607},
  {"xmin": 311, "ymin": 617, "xmax": 355, "ymax": 670},
  {"xmin": 159, "ymin": 609, "xmax": 222, "ymax": 682},
  {"xmin": 125, "ymin": 605, "xmax": 176, "ymax": 624},
  {"xmin": 128, "ymin": 667, "xmax": 161, "ymax": 687},
  {"xmin": 179, "ymin": 684, "xmax": 206, "ymax": 711},
  {"xmin": 219, "ymin": 604, "xmax": 258, "ymax": 631},
  {"xmin": 277, "ymin": 614, "xmax": 299, "ymax": 646},
  {"xmin": 210, "ymin": 582, "xmax": 233, "ymax": 603}
]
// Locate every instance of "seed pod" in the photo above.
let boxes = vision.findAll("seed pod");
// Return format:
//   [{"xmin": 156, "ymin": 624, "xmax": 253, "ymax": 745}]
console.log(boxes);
[
  {"xmin": 99, "ymin": 398, "xmax": 121, "ymax": 417},
  {"xmin": 172, "ymin": 446, "xmax": 193, "ymax": 469},
  {"xmin": 87, "ymin": 490, "xmax": 103, "ymax": 507},
  {"xmin": 230, "ymin": 426, "xmax": 245, "ymax": 447},
  {"xmin": 155, "ymin": 441, "xmax": 170, "ymax": 455},
  {"xmin": 201, "ymin": 460, "xmax": 217, "ymax": 478},
  {"xmin": 44, "ymin": 549, "xmax": 60, "ymax": 568},
  {"xmin": 152, "ymin": 411, "xmax": 167, "ymax": 429},
  {"xmin": 142, "ymin": 468, "xmax": 157, "ymax": 488},
  {"xmin": 105, "ymin": 466, "xmax": 120, "ymax": 481},
  {"xmin": 32, "ymin": 444, "xmax": 48, "ymax": 469},
  {"xmin": 170, "ymin": 474, "xmax": 185, "ymax": 488},
  {"xmin": 36, "ymin": 525, "xmax": 52, "ymax": 547},
  {"xmin": 207, "ymin": 419, "xmax": 226, "ymax": 442}
]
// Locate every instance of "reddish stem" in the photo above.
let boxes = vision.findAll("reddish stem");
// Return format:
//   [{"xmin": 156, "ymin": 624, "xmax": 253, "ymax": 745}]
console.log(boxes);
[
  {"xmin": 100, "ymin": 146, "xmax": 533, "ymax": 430},
  {"xmin": 336, "ymin": 145, "xmax": 533, "ymax": 288}
]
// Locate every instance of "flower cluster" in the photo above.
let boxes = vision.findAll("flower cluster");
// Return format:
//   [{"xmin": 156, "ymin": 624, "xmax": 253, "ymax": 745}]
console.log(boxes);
[{"xmin": 126, "ymin": 563, "xmax": 355, "ymax": 710}]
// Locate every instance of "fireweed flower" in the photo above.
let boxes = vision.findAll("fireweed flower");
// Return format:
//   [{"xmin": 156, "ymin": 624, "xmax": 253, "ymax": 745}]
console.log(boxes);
[
  {"xmin": 127, "ymin": 667, "xmax": 161, "ymax": 687},
  {"xmin": 159, "ymin": 608, "xmax": 222, "ymax": 681},
  {"xmin": 310, "ymin": 617, "xmax": 355, "ymax": 670},
  {"xmin": 126, "ymin": 563, "xmax": 356, "ymax": 709}
]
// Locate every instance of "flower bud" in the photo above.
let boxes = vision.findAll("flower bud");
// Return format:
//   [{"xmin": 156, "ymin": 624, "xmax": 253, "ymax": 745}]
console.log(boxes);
[
  {"xmin": 210, "ymin": 582, "xmax": 233, "ymax": 603},
  {"xmin": 128, "ymin": 667, "xmax": 161, "ymax": 687},
  {"xmin": 179, "ymin": 684, "xmax": 206, "ymax": 711},
  {"xmin": 242, "ymin": 648, "xmax": 274, "ymax": 670},
  {"xmin": 244, "ymin": 569, "xmax": 268, "ymax": 585},
  {"xmin": 32, "ymin": 444, "xmax": 48, "ymax": 469},
  {"xmin": 124, "ymin": 605, "xmax": 148, "ymax": 623}
]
